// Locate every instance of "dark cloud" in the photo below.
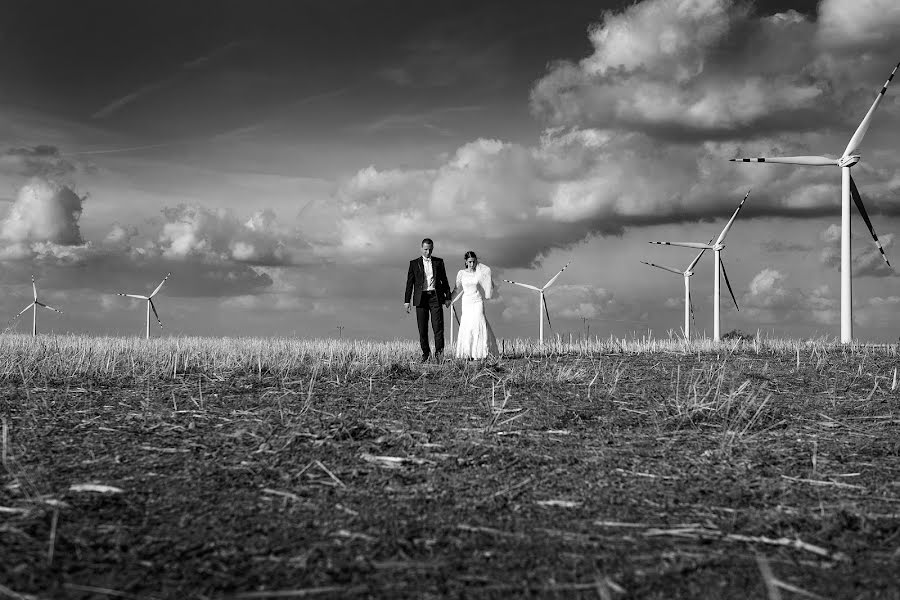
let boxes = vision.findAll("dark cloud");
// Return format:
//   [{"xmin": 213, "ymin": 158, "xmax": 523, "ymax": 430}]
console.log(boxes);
[
  {"xmin": 529, "ymin": 0, "xmax": 900, "ymax": 141},
  {"xmin": 0, "ymin": 145, "xmax": 93, "ymax": 179},
  {"xmin": 762, "ymin": 240, "xmax": 813, "ymax": 253}
]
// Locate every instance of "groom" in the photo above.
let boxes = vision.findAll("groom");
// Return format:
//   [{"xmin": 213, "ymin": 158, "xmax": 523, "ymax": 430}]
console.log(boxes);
[{"xmin": 404, "ymin": 238, "xmax": 451, "ymax": 361}]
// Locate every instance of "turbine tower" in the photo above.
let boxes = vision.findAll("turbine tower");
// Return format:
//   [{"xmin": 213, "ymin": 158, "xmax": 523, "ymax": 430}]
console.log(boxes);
[
  {"xmin": 7, "ymin": 275, "xmax": 63, "ymax": 336},
  {"xmin": 641, "ymin": 244, "xmax": 709, "ymax": 339},
  {"xmin": 449, "ymin": 290, "xmax": 463, "ymax": 347},
  {"xmin": 117, "ymin": 273, "xmax": 170, "ymax": 339},
  {"xmin": 731, "ymin": 61, "xmax": 898, "ymax": 342},
  {"xmin": 650, "ymin": 191, "xmax": 750, "ymax": 341},
  {"xmin": 503, "ymin": 262, "xmax": 571, "ymax": 345}
]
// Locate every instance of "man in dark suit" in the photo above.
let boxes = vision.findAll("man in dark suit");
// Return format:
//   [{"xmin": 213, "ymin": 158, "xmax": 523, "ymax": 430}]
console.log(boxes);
[{"xmin": 404, "ymin": 238, "xmax": 452, "ymax": 361}]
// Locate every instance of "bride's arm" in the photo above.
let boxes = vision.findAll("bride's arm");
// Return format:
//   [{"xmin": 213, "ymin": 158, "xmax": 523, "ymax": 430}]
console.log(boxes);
[{"xmin": 449, "ymin": 269, "xmax": 462, "ymax": 298}]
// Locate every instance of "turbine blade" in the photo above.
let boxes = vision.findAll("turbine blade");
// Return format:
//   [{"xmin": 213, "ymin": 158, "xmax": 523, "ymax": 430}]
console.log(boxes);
[
  {"xmin": 649, "ymin": 242, "xmax": 713, "ymax": 250},
  {"xmin": 8, "ymin": 303, "xmax": 35, "ymax": 326},
  {"xmin": 117, "ymin": 293, "xmax": 148, "ymax": 300},
  {"xmin": 721, "ymin": 260, "xmax": 739, "ymax": 311},
  {"xmin": 542, "ymin": 293, "xmax": 552, "ymax": 330},
  {"xmin": 502, "ymin": 279, "xmax": 541, "ymax": 292},
  {"xmin": 729, "ymin": 156, "xmax": 836, "ymax": 166},
  {"xmin": 686, "ymin": 242, "xmax": 712, "ymax": 272},
  {"xmin": 150, "ymin": 272, "xmax": 171, "ymax": 298},
  {"xmin": 640, "ymin": 261, "xmax": 683, "ymax": 275},
  {"xmin": 689, "ymin": 288, "xmax": 696, "ymax": 325},
  {"xmin": 452, "ymin": 291, "xmax": 464, "ymax": 303},
  {"xmin": 849, "ymin": 175, "xmax": 891, "ymax": 268},
  {"xmin": 715, "ymin": 189, "xmax": 751, "ymax": 245},
  {"xmin": 149, "ymin": 299, "xmax": 163, "ymax": 329},
  {"xmin": 843, "ymin": 61, "xmax": 900, "ymax": 158},
  {"xmin": 37, "ymin": 302, "xmax": 62, "ymax": 314},
  {"xmin": 542, "ymin": 261, "xmax": 571, "ymax": 289},
  {"xmin": 31, "ymin": 275, "xmax": 37, "ymax": 301}
]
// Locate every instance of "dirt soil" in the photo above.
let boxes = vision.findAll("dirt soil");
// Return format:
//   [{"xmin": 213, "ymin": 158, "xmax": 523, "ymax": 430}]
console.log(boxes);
[{"xmin": 2, "ymin": 351, "xmax": 899, "ymax": 599}]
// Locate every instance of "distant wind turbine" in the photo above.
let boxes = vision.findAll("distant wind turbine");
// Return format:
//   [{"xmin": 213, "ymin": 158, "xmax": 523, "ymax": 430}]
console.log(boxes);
[
  {"xmin": 7, "ymin": 275, "xmax": 62, "ymax": 336},
  {"xmin": 650, "ymin": 191, "xmax": 750, "ymax": 341},
  {"xmin": 117, "ymin": 273, "xmax": 170, "ymax": 339},
  {"xmin": 641, "ymin": 242, "xmax": 710, "ymax": 339},
  {"xmin": 731, "ymin": 61, "xmax": 898, "ymax": 342},
  {"xmin": 503, "ymin": 262, "xmax": 571, "ymax": 345}
]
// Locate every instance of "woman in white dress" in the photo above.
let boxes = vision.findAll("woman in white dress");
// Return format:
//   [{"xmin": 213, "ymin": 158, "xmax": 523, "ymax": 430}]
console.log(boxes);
[{"xmin": 450, "ymin": 251, "xmax": 499, "ymax": 359}]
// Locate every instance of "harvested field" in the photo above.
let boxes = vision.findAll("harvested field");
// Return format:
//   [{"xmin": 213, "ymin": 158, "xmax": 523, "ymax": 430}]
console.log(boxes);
[{"xmin": 1, "ymin": 335, "xmax": 899, "ymax": 599}]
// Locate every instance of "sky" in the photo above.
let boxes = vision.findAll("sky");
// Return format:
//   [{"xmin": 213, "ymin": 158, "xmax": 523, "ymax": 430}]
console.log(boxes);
[{"xmin": 2, "ymin": 0, "xmax": 900, "ymax": 342}]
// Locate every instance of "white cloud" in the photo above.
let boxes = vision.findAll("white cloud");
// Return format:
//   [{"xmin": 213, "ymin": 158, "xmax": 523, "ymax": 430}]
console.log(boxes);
[
  {"xmin": 331, "ymin": 0, "xmax": 900, "ymax": 270},
  {"xmin": 157, "ymin": 204, "xmax": 311, "ymax": 266},
  {"xmin": 817, "ymin": 0, "xmax": 900, "ymax": 50},
  {"xmin": 1, "ymin": 178, "xmax": 85, "ymax": 245},
  {"xmin": 742, "ymin": 268, "xmax": 838, "ymax": 325},
  {"xmin": 530, "ymin": 0, "xmax": 825, "ymax": 138},
  {"xmin": 501, "ymin": 284, "xmax": 626, "ymax": 323}
]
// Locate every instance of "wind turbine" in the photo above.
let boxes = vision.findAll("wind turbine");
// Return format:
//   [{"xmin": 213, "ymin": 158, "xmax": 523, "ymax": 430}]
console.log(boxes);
[
  {"xmin": 650, "ymin": 191, "xmax": 750, "ymax": 341},
  {"xmin": 448, "ymin": 290, "xmax": 462, "ymax": 346},
  {"xmin": 730, "ymin": 61, "xmax": 898, "ymax": 343},
  {"xmin": 117, "ymin": 273, "xmax": 170, "ymax": 339},
  {"xmin": 503, "ymin": 262, "xmax": 571, "ymax": 345},
  {"xmin": 7, "ymin": 275, "xmax": 62, "ymax": 336},
  {"xmin": 641, "ymin": 243, "xmax": 709, "ymax": 339}
]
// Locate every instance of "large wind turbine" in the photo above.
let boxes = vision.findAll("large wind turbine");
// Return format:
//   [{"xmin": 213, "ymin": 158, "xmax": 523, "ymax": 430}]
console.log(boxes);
[
  {"xmin": 641, "ymin": 244, "xmax": 709, "ymax": 339},
  {"xmin": 7, "ymin": 275, "xmax": 63, "ymax": 336},
  {"xmin": 650, "ymin": 191, "xmax": 750, "ymax": 341},
  {"xmin": 731, "ymin": 61, "xmax": 898, "ymax": 342},
  {"xmin": 117, "ymin": 273, "xmax": 170, "ymax": 339},
  {"xmin": 503, "ymin": 262, "xmax": 571, "ymax": 345}
]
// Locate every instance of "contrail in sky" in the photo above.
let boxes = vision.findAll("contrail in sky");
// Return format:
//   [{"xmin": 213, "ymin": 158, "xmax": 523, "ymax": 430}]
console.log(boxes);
[{"xmin": 65, "ymin": 141, "xmax": 195, "ymax": 156}]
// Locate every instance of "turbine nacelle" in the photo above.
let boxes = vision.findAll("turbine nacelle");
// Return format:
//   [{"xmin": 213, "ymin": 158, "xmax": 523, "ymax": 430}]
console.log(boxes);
[{"xmin": 838, "ymin": 155, "xmax": 860, "ymax": 168}]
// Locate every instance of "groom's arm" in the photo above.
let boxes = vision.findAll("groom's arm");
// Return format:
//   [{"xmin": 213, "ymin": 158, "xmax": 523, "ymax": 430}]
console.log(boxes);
[
  {"xmin": 404, "ymin": 260, "xmax": 415, "ymax": 310},
  {"xmin": 436, "ymin": 259, "xmax": 452, "ymax": 304}
]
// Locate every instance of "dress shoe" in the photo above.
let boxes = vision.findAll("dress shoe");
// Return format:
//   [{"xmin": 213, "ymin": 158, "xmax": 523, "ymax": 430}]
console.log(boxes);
[{"xmin": 420, "ymin": 354, "xmax": 430, "ymax": 363}]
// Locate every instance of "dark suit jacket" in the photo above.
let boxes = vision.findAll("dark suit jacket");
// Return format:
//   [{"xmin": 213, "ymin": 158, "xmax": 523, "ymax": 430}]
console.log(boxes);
[{"xmin": 405, "ymin": 256, "xmax": 451, "ymax": 307}]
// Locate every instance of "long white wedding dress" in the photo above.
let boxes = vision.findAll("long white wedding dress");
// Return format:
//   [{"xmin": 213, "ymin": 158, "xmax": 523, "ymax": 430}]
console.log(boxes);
[{"xmin": 454, "ymin": 264, "xmax": 499, "ymax": 359}]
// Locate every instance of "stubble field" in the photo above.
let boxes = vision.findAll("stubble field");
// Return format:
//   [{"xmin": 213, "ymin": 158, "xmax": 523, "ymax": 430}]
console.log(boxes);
[{"xmin": 1, "ymin": 335, "xmax": 899, "ymax": 599}]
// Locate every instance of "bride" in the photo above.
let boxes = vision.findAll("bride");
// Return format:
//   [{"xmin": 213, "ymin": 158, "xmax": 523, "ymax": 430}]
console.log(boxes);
[{"xmin": 450, "ymin": 251, "xmax": 499, "ymax": 359}]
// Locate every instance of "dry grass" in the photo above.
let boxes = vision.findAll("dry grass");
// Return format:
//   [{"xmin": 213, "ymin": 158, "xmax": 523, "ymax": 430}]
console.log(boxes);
[{"xmin": 1, "ymin": 332, "xmax": 896, "ymax": 383}]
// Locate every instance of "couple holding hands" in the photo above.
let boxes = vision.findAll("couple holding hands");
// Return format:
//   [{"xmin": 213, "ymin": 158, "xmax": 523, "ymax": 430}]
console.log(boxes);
[{"xmin": 404, "ymin": 238, "xmax": 498, "ymax": 361}]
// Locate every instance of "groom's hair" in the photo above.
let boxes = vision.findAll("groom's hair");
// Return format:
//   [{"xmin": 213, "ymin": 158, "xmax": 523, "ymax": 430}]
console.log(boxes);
[{"xmin": 421, "ymin": 238, "xmax": 434, "ymax": 247}]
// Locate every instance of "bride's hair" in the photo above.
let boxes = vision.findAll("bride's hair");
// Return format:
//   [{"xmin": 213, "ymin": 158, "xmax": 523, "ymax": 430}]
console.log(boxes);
[{"xmin": 464, "ymin": 250, "xmax": 478, "ymax": 264}]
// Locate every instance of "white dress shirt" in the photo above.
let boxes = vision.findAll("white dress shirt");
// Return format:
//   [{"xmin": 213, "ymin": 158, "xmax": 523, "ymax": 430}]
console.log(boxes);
[{"xmin": 423, "ymin": 257, "xmax": 435, "ymax": 291}]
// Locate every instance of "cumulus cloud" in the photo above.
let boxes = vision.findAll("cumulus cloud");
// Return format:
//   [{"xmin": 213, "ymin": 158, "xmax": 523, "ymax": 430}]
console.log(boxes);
[
  {"xmin": 741, "ymin": 268, "xmax": 838, "ymax": 325},
  {"xmin": 530, "ymin": 0, "xmax": 827, "ymax": 139},
  {"xmin": 156, "ymin": 204, "xmax": 312, "ymax": 266},
  {"xmin": 0, "ymin": 178, "xmax": 319, "ymax": 299},
  {"xmin": 501, "ymin": 284, "xmax": 629, "ymax": 323},
  {"xmin": 817, "ymin": 0, "xmax": 900, "ymax": 50},
  {"xmin": 332, "ymin": 0, "xmax": 900, "ymax": 269},
  {"xmin": 1, "ymin": 178, "xmax": 85, "ymax": 245}
]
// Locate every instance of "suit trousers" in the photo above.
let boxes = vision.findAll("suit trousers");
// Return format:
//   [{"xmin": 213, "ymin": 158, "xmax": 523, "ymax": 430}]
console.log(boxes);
[{"xmin": 416, "ymin": 291, "xmax": 444, "ymax": 357}]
